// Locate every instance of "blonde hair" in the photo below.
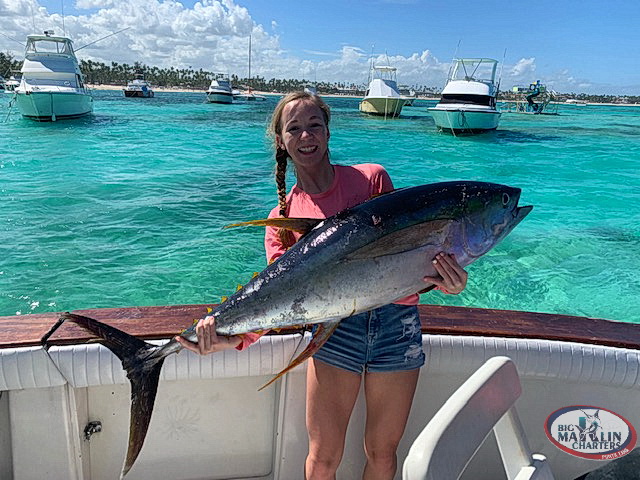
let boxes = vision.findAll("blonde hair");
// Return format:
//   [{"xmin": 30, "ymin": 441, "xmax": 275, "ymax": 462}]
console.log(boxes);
[{"xmin": 268, "ymin": 92, "xmax": 331, "ymax": 248}]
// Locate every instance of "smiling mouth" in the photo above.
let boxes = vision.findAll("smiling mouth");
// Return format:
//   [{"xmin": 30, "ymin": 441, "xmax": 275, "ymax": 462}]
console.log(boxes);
[{"xmin": 298, "ymin": 146, "xmax": 317, "ymax": 154}]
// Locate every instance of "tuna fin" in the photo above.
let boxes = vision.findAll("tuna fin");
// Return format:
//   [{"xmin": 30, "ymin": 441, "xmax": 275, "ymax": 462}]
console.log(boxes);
[
  {"xmin": 346, "ymin": 219, "xmax": 455, "ymax": 260},
  {"xmin": 258, "ymin": 319, "xmax": 341, "ymax": 391},
  {"xmin": 58, "ymin": 313, "xmax": 166, "ymax": 478},
  {"xmin": 225, "ymin": 217, "xmax": 323, "ymax": 234}
]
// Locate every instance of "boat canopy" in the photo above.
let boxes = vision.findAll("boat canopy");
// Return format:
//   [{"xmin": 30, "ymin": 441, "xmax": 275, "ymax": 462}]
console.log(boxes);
[
  {"xmin": 25, "ymin": 35, "xmax": 75, "ymax": 56},
  {"xmin": 449, "ymin": 58, "xmax": 498, "ymax": 84}
]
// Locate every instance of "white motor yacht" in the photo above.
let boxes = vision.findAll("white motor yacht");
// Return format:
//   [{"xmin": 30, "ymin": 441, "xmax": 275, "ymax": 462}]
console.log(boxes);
[
  {"xmin": 123, "ymin": 73, "xmax": 154, "ymax": 98},
  {"xmin": 359, "ymin": 65, "xmax": 405, "ymax": 117},
  {"xmin": 3, "ymin": 75, "xmax": 21, "ymax": 94},
  {"xmin": 303, "ymin": 83, "xmax": 318, "ymax": 95},
  {"xmin": 14, "ymin": 31, "xmax": 93, "ymax": 121},
  {"xmin": 206, "ymin": 73, "xmax": 233, "ymax": 104},
  {"xmin": 428, "ymin": 58, "xmax": 501, "ymax": 133}
]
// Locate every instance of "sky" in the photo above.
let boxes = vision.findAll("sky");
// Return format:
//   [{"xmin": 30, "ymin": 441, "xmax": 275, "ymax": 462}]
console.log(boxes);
[{"xmin": 1, "ymin": 0, "xmax": 639, "ymax": 95}]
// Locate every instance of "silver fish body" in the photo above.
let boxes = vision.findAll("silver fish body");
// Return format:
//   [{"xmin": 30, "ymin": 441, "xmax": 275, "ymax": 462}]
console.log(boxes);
[{"xmin": 181, "ymin": 180, "xmax": 532, "ymax": 339}]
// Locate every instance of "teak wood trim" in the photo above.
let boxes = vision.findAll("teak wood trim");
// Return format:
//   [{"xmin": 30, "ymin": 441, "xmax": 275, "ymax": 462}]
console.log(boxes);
[{"xmin": 0, "ymin": 304, "xmax": 638, "ymax": 350}]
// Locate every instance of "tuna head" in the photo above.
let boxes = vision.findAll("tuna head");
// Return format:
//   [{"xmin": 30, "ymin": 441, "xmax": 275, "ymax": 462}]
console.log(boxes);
[{"xmin": 458, "ymin": 182, "xmax": 533, "ymax": 260}]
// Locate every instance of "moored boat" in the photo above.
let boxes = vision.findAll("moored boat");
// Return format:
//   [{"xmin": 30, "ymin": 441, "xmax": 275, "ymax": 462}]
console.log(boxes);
[
  {"xmin": 1, "ymin": 304, "xmax": 638, "ymax": 479},
  {"xmin": 123, "ymin": 73, "xmax": 155, "ymax": 98},
  {"xmin": 232, "ymin": 88, "xmax": 266, "ymax": 102},
  {"xmin": 205, "ymin": 73, "xmax": 233, "ymax": 104},
  {"xmin": 3, "ymin": 74, "xmax": 21, "ymax": 93},
  {"xmin": 359, "ymin": 65, "xmax": 405, "ymax": 117},
  {"xmin": 14, "ymin": 31, "xmax": 93, "ymax": 121},
  {"xmin": 428, "ymin": 58, "xmax": 501, "ymax": 133}
]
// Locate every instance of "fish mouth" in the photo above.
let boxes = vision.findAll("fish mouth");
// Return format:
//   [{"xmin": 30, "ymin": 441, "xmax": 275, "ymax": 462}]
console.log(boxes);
[{"xmin": 514, "ymin": 204, "xmax": 533, "ymax": 224}]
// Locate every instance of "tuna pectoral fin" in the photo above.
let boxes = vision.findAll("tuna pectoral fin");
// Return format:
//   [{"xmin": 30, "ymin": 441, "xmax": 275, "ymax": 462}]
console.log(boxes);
[
  {"xmin": 258, "ymin": 319, "xmax": 341, "ymax": 391},
  {"xmin": 57, "ymin": 313, "xmax": 166, "ymax": 479},
  {"xmin": 346, "ymin": 219, "xmax": 454, "ymax": 260},
  {"xmin": 225, "ymin": 217, "xmax": 323, "ymax": 234}
]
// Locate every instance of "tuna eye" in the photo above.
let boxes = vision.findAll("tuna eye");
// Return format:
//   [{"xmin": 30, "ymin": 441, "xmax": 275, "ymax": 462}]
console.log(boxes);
[{"xmin": 502, "ymin": 193, "xmax": 510, "ymax": 205}]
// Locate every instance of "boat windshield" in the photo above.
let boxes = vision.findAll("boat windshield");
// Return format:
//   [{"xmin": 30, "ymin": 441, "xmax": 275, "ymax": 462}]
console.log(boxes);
[
  {"xmin": 26, "ymin": 39, "xmax": 73, "ymax": 55},
  {"xmin": 450, "ymin": 59, "xmax": 497, "ymax": 83}
]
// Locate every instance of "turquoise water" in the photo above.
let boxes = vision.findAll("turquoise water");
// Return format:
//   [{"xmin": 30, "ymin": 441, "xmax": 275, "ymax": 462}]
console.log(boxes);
[{"xmin": 1, "ymin": 90, "xmax": 639, "ymax": 323}]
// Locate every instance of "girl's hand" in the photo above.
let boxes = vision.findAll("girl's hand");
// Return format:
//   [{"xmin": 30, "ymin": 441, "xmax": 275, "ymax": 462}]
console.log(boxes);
[
  {"xmin": 423, "ymin": 252, "xmax": 468, "ymax": 295},
  {"xmin": 175, "ymin": 315, "xmax": 242, "ymax": 355}
]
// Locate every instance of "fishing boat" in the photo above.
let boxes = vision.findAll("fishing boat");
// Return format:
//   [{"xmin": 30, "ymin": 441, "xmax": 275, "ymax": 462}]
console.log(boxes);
[
  {"xmin": 205, "ymin": 73, "xmax": 233, "ymax": 104},
  {"xmin": 507, "ymin": 80, "xmax": 558, "ymax": 115},
  {"xmin": 303, "ymin": 83, "xmax": 318, "ymax": 95},
  {"xmin": 1, "ymin": 304, "xmax": 638, "ymax": 479},
  {"xmin": 123, "ymin": 73, "xmax": 155, "ymax": 98},
  {"xmin": 428, "ymin": 58, "xmax": 501, "ymax": 133},
  {"xmin": 2, "ymin": 73, "xmax": 21, "ymax": 93},
  {"xmin": 359, "ymin": 65, "xmax": 405, "ymax": 117},
  {"xmin": 399, "ymin": 85, "xmax": 417, "ymax": 106},
  {"xmin": 13, "ymin": 31, "xmax": 93, "ymax": 121}
]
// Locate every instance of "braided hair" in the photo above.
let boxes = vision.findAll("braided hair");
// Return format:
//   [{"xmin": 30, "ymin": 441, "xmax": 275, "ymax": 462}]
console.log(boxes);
[{"xmin": 268, "ymin": 91, "xmax": 331, "ymax": 249}]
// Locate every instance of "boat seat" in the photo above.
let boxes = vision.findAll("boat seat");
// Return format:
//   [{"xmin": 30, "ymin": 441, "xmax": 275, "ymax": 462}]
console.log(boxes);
[{"xmin": 402, "ymin": 356, "xmax": 555, "ymax": 480}]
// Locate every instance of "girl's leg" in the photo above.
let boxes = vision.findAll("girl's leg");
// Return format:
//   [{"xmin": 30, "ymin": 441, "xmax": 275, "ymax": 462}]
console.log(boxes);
[
  {"xmin": 362, "ymin": 369, "xmax": 420, "ymax": 480},
  {"xmin": 305, "ymin": 358, "xmax": 362, "ymax": 480}
]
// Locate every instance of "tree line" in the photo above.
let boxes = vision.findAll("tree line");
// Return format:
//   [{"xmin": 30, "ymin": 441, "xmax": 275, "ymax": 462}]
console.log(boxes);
[{"xmin": 2, "ymin": 51, "xmax": 639, "ymax": 103}]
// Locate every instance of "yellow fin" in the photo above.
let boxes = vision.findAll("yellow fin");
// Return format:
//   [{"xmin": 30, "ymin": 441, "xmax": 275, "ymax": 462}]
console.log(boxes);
[
  {"xmin": 225, "ymin": 217, "xmax": 323, "ymax": 234},
  {"xmin": 258, "ymin": 319, "xmax": 341, "ymax": 391},
  {"xmin": 252, "ymin": 272, "xmax": 259, "ymax": 278},
  {"xmin": 236, "ymin": 284, "xmax": 243, "ymax": 291},
  {"xmin": 220, "ymin": 295, "xmax": 228, "ymax": 303},
  {"xmin": 206, "ymin": 307, "xmax": 212, "ymax": 314}
]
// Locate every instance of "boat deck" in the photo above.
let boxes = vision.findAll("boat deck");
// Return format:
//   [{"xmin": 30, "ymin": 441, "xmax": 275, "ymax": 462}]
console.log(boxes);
[{"xmin": 2, "ymin": 304, "xmax": 638, "ymax": 350}]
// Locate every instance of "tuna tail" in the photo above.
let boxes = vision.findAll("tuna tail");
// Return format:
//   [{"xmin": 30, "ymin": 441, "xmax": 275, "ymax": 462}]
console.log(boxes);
[{"xmin": 57, "ymin": 313, "xmax": 166, "ymax": 478}]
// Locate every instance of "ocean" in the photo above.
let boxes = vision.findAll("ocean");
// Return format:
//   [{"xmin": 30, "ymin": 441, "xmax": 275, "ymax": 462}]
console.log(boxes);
[{"xmin": 1, "ymin": 90, "xmax": 639, "ymax": 324}]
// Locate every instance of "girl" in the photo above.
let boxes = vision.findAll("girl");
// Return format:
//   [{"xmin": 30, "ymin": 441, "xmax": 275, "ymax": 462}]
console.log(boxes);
[{"xmin": 177, "ymin": 92, "xmax": 468, "ymax": 479}]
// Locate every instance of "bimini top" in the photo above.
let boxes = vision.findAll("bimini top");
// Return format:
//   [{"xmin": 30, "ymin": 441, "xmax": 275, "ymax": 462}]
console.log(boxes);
[
  {"xmin": 449, "ymin": 58, "xmax": 498, "ymax": 84},
  {"xmin": 25, "ymin": 34, "xmax": 76, "ymax": 57}
]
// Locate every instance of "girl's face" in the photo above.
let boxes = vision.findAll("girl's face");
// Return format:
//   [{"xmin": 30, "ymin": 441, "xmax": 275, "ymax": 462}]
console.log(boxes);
[{"xmin": 277, "ymin": 99, "xmax": 330, "ymax": 170}]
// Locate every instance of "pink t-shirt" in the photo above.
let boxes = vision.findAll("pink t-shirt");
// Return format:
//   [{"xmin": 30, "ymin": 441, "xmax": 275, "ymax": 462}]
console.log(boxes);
[{"xmin": 235, "ymin": 163, "xmax": 421, "ymax": 351}]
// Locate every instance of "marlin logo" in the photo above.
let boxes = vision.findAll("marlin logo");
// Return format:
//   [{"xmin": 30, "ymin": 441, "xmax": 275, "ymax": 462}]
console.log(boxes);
[{"xmin": 576, "ymin": 409, "xmax": 602, "ymax": 442}]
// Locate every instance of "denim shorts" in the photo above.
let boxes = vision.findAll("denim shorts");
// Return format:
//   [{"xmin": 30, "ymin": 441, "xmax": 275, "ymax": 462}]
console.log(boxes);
[{"xmin": 312, "ymin": 304, "xmax": 425, "ymax": 374}]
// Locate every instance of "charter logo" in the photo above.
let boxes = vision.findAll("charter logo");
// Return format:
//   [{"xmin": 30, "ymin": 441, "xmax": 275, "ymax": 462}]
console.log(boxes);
[{"xmin": 545, "ymin": 406, "xmax": 637, "ymax": 460}]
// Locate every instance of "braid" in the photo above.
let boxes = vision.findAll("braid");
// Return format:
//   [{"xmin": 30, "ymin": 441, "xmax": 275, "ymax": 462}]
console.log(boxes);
[
  {"xmin": 275, "ymin": 149, "xmax": 295, "ymax": 249},
  {"xmin": 275, "ymin": 149, "xmax": 288, "ymax": 217}
]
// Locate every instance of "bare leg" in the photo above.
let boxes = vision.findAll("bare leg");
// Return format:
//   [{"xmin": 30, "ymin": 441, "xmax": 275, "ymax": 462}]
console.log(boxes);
[
  {"xmin": 305, "ymin": 358, "xmax": 362, "ymax": 480},
  {"xmin": 362, "ymin": 369, "xmax": 420, "ymax": 480}
]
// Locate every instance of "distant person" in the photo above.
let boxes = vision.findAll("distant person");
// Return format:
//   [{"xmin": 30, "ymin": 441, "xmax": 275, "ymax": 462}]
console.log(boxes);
[{"xmin": 177, "ymin": 91, "xmax": 468, "ymax": 479}]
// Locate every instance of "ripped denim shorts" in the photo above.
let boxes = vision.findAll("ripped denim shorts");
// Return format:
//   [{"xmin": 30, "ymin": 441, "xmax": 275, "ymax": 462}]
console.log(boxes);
[{"xmin": 312, "ymin": 304, "xmax": 425, "ymax": 374}]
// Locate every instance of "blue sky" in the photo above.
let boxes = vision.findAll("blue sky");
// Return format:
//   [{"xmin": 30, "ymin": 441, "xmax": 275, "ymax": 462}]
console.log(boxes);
[{"xmin": 3, "ymin": 0, "xmax": 639, "ymax": 94}]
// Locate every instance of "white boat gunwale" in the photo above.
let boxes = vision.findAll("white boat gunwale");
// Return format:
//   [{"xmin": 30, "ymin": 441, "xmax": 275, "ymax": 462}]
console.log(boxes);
[{"xmin": 2, "ymin": 304, "xmax": 639, "ymax": 480}]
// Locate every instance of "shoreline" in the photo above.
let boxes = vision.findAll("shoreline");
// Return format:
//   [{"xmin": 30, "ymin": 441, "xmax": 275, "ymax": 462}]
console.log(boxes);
[{"xmin": 88, "ymin": 84, "xmax": 639, "ymax": 106}]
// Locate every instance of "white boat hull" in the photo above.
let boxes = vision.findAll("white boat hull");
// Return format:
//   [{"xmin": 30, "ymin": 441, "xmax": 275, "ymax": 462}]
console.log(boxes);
[
  {"xmin": 206, "ymin": 91, "xmax": 234, "ymax": 104},
  {"xmin": 15, "ymin": 90, "xmax": 93, "ymax": 121},
  {"xmin": 359, "ymin": 97, "xmax": 405, "ymax": 117},
  {"xmin": 428, "ymin": 106, "xmax": 501, "ymax": 132}
]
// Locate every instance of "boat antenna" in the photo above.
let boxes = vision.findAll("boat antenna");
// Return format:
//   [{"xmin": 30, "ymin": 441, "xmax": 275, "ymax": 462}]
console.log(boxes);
[
  {"xmin": 61, "ymin": 0, "xmax": 66, "ymax": 37},
  {"xmin": 0, "ymin": 32, "xmax": 25, "ymax": 48},
  {"xmin": 76, "ymin": 27, "xmax": 131, "ymax": 51},
  {"xmin": 366, "ymin": 44, "xmax": 374, "ymax": 84},
  {"xmin": 497, "ymin": 48, "xmax": 507, "ymax": 94},
  {"xmin": 30, "ymin": 0, "xmax": 37, "ymax": 32}
]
